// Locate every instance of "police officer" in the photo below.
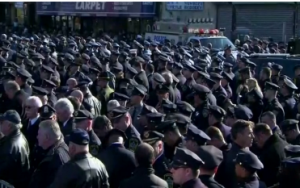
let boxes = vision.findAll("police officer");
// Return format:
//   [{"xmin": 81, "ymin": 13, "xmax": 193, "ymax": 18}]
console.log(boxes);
[
  {"xmin": 15, "ymin": 67, "xmax": 32, "ymax": 95},
  {"xmin": 73, "ymin": 109, "xmax": 101, "ymax": 156},
  {"xmin": 223, "ymin": 45, "xmax": 236, "ymax": 66},
  {"xmin": 49, "ymin": 129, "xmax": 109, "ymax": 188},
  {"xmin": 142, "ymin": 131, "xmax": 174, "ymax": 188},
  {"xmin": 110, "ymin": 106, "xmax": 142, "ymax": 152},
  {"xmin": 98, "ymin": 129, "xmax": 136, "ymax": 188},
  {"xmin": 119, "ymin": 143, "xmax": 168, "ymax": 188},
  {"xmin": 190, "ymin": 84, "xmax": 210, "ymax": 131},
  {"xmin": 184, "ymin": 124, "xmax": 211, "ymax": 153},
  {"xmin": 262, "ymin": 82, "xmax": 285, "ymax": 125},
  {"xmin": 234, "ymin": 151, "xmax": 267, "ymax": 188},
  {"xmin": 208, "ymin": 105, "xmax": 231, "ymax": 142},
  {"xmin": 170, "ymin": 147, "xmax": 207, "ymax": 188},
  {"xmin": 197, "ymin": 145, "xmax": 225, "ymax": 188},
  {"xmin": 279, "ymin": 78, "xmax": 298, "ymax": 119},
  {"xmin": 176, "ymin": 101, "xmax": 195, "ymax": 118},
  {"xmin": 278, "ymin": 157, "xmax": 300, "ymax": 188},
  {"xmin": 39, "ymin": 104, "xmax": 56, "ymax": 121},
  {"xmin": 98, "ymin": 71, "xmax": 114, "ymax": 115},
  {"xmin": 280, "ymin": 119, "xmax": 300, "ymax": 145}
]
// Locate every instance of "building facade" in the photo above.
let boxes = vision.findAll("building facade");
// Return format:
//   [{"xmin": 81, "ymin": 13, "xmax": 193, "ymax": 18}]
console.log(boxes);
[
  {"xmin": 217, "ymin": 2, "xmax": 297, "ymax": 42},
  {"xmin": 36, "ymin": 2, "xmax": 158, "ymax": 35}
]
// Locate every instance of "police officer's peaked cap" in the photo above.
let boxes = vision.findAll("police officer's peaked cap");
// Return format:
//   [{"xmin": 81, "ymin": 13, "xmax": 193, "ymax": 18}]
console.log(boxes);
[
  {"xmin": 132, "ymin": 84, "xmax": 147, "ymax": 96},
  {"xmin": 98, "ymin": 71, "xmax": 110, "ymax": 80},
  {"xmin": 111, "ymin": 62, "xmax": 123, "ymax": 72},
  {"xmin": 157, "ymin": 120, "xmax": 177, "ymax": 133},
  {"xmin": 176, "ymin": 101, "xmax": 195, "ymax": 115},
  {"xmin": 209, "ymin": 105, "xmax": 226, "ymax": 118},
  {"xmin": 172, "ymin": 147, "xmax": 204, "ymax": 170},
  {"xmin": 264, "ymin": 82, "xmax": 279, "ymax": 90},
  {"xmin": 142, "ymin": 131, "xmax": 164, "ymax": 145},
  {"xmin": 126, "ymin": 65, "xmax": 138, "ymax": 75},
  {"xmin": 156, "ymin": 84, "xmax": 169, "ymax": 94},
  {"xmin": 105, "ymin": 129, "xmax": 127, "ymax": 141},
  {"xmin": 75, "ymin": 79, "xmax": 90, "ymax": 88},
  {"xmin": 162, "ymin": 103, "xmax": 177, "ymax": 114},
  {"xmin": 113, "ymin": 43, "xmax": 120, "ymax": 48},
  {"xmin": 210, "ymin": 72, "xmax": 223, "ymax": 80},
  {"xmin": 111, "ymin": 50, "xmax": 120, "ymax": 56},
  {"xmin": 16, "ymin": 68, "xmax": 31, "ymax": 78},
  {"xmin": 221, "ymin": 72, "xmax": 233, "ymax": 82},
  {"xmin": 89, "ymin": 67, "xmax": 100, "ymax": 74},
  {"xmin": 69, "ymin": 128, "xmax": 90, "ymax": 145},
  {"xmin": 223, "ymin": 62, "xmax": 233, "ymax": 68},
  {"xmin": 32, "ymin": 53, "xmax": 45, "ymax": 60},
  {"xmin": 280, "ymin": 119, "xmax": 299, "ymax": 131},
  {"xmin": 283, "ymin": 78, "xmax": 298, "ymax": 90},
  {"xmin": 284, "ymin": 145, "xmax": 300, "ymax": 158},
  {"xmin": 39, "ymin": 104, "xmax": 56, "ymax": 119},
  {"xmin": 42, "ymin": 47, "xmax": 51, "ymax": 53},
  {"xmin": 28, "ymin": 77, "xmax": 35, "ymax": 85},
  {"xmin": 192, "ymin": 84, "xmax": 210, "ymax": 94},
  {"xmin": 48, "ymin": 58, "xmax": 57, "ymax": 66},
  {"xmin": 271, "ymin": 63, "xmax": 283, "ymax": 71},
  {"xmin": 151, "ymin": 41, "xmax": 158, "ymax": 47},
  {"xmin": 81, "ymin": 53, "xmax": 90, "ymax": 60},
  {"xmin": 173, "ymin": 62, "xmax": 183, "ymax": 69},
  {"xmin": 64, "ymin": 53, "xmax": 74, "ymax": 61},
  {"xmin": 146, "ymin": 112, "xmax": 165, "ymax": 124},
  {"xmin": 153, "ymin": 73, "xmax": 166, "ymax": 84},
  {"xmin": 197, "ymin": 145, "xmax": 223, "ymax": 169},
  {"xmin": 113, "ymin": 92, "xmax": 129, "ymax": 101},
  {"xmin": 186, "ymin": 124, "xmax": 211, "ymax": 145},
  {"xmin": 32, "ymin": 86, "xmax": 49, "ymax": 96},
  {"xmin": 282, "ymin": 157, "xmax": 300, "ymax": 168},
  {"xmin": 235, "ymin": 151, "xmax": 263, "ymax": 171},
  {"xmin": 210, "ymin": 67, "xmax": 222, "ymax": 74},
  {"xmin": 173, "ymin": 113, "xmax": 191, "ymax": 126},
  {"xmin": 42, "ymin": 79, "xmax": 57, "ymax": 88},
  {"xmin": 41, "ymin": 64, "xmax": 54, "ymax": 74},
  {"xmin": 184, "ymin": 63, "xmax": 197, "ymax": 72},
  {"xmin": 224, "ymin": 45, "xmax": 232, "ymax": 51},
  {"xmin": 111, "ymin": 106, "xmax": 129, "ymax": 119},
  {"xmin": 233, "ymin": 105, "xmax": 253, "ymax": 121},
  {"xmin": 74, "ymin": 109, "xmax": 94, "ymax": 122}
]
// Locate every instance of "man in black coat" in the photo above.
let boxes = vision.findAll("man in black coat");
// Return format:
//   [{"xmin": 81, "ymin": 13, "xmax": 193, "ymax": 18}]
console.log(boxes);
[
  {"xmin": 98, "ymin": 129, "xmax": 136, "ymax": 188},
  {"xmin": 119, "ymin": 143, "xmax": 168, "ymax": 188},
  {"xmin": 29, "ymin": 120, "xmax": 70, "ymax": 188},
  {"xmin": 253, "ymin": 123, "xmax": 287, "ymax": 187},
  {"xmin": 0, "ymin": 110, "xmax": 30, "ymax": 188},
  {"xmin": 54, "ymin": 98, "xmax": 76, "ymax": 136}
]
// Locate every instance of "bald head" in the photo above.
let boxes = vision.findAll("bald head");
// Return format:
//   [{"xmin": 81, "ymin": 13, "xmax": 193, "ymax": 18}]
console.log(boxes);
[
  {"xmin": 67, "ymin": 78, "xmax": 77, "ymax": 90},
  {"xmin": 70, "ymin": 90, "xmax": 83, "ymax": 103},
  {"xmin": 135, "ymin": 143, "xmax": 155, "ymax": 167}
]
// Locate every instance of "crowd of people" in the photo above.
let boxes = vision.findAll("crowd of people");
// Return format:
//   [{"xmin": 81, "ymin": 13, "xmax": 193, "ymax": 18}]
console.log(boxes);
[{"xmin": 0, "ymin": 31, "xmax": 298, "ymax": 188}]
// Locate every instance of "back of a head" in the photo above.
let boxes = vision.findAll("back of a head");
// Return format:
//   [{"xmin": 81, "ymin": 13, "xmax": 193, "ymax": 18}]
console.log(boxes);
[
  {"xmin": 107, "ymin": 100, "xmax": 120, "ymax": 112},
  {"xmin": 70, "ymin": 90, "xmax": 84, "ymax": 102},
  {"xmin": 135, "ymin": 143, "xmax": 155, "ymax": 167}
]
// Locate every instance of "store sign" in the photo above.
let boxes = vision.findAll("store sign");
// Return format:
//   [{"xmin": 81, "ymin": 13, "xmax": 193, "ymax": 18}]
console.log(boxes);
[
  {"xmin": 166, "ymin": 2, "xmax": 204, "ymax": 11},
  {"xmin": 36, "ymin": 2, "xmax": 156, "ymax": 17}
]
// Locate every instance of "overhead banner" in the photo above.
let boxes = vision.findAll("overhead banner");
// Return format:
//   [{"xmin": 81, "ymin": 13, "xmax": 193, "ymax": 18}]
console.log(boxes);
[
  {"xmin": 36, "ymin": 2, "xmax": 156, "ymax": 17},
  {"xmin": 166, "ymin": 2, "xmax": 204, "ymax": 11}
]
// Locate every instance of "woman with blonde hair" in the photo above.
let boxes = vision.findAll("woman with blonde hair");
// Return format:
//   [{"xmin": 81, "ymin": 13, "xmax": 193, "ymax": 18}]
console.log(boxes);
[{"xmin": 246, "ymin": 78, "xmax": 263, "ymax": 96}]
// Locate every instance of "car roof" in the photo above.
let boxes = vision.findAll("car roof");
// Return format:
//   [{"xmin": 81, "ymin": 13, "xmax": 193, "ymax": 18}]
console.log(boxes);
[{"xmin": 188, "ymin": 36, "xmax": 227, "ymax": 40}]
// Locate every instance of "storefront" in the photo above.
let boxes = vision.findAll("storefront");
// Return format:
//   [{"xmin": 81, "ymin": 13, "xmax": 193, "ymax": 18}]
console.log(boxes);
[{"xmin": 36, "ymin": 2, "xmax": 157, "ymax": 35}]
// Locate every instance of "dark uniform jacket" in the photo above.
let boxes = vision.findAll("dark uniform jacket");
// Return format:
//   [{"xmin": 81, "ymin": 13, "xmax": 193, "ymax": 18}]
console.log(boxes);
[
  {"xmin": 20, "ymin": 83, "xmax": 32, "ymax": 96},
  {"xmin": 291, "ymin": 134, "xmax": 300, "ymax": 145},
  {"xmin": 29, "ymin": 139, "xmax": 70, "ymax": 188},
  {"xmin": 192, "ymin": 101, "xmax": 210, "ymax": 131},
  {"xmin": 119, "ymin": 167, "xmax": 168, "ymax": 188},
  {"xmin": 124, "ymin": 124, "xmax": 142, "ymax": 152},
  {"xmin": 257, "ymin": 134, "xmax": 288, "ymax": 187},
  {"xmin": 59, "ymin": 117, "xmax": 75, "ymax": 136},
  {"xmin": 0, "ymin": 130, "xmax": 30, "ymax": 188},
  {"xmin": 134, "ymin": 70, "xmax": 149, "ymax": 91},
  {"xmin": 98, "ymin": 143, "xmax": 136, "ymax": 188},
  {"xmin": 234, "ymin": 176, "xmax": 267, "ymax": 188},
  {"xmin": 164, "ymin": 136, "xmax": 184, "ymax": 161},
  {"xmin": 199, "ymin": 175, "xmax": 224, "ymax": 188},
  {"xmin": 181, "ymin": 178, "xmax": 207, "ymax": 188},
  {"xmin": 213, "ymin": 86, "xmax": 228, "ymax": 109},
  {"xmin": 215, "ymin": 142, "xmax": 249, "ymax": 188},
  {"xmin": 49, "ymin": 152, "xmax": 109, "ymax": 188},
  {"xmin": 262, "ymin": 98, "xmax": 285, "ymax": 125},
  {"xmin": 88, "ymin": 130, "xmax": 102, "ymax": 156},
  {"xmin": 153, "ymin": 153, "xmax": 174, "ymax": 188},
  {"xmin": 21, "ymin": 117, "xmax": 41, "ymax": 152},
  {"xmin": 279, "ymin": 95, "xmax": 296, "ymax": 119}
]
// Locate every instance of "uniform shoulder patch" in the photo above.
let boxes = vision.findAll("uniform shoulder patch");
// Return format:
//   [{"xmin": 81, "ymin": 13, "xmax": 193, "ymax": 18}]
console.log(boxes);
[
  {"xmin": 128, "ymin": 137, "xmax": 139, "ymax": 152},
  {"xmin": 164, "ymin": 173, "xmax": 174, "ymax": 188},
  {"xmin": 90, "ymin": 145, "xmax": 99, "ymax": 156}
]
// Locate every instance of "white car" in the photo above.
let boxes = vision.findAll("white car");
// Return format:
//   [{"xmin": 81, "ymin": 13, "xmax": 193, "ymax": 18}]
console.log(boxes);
[{"xmin": 187, "ymin": 36, "xmax": 238, "ymax": 59}]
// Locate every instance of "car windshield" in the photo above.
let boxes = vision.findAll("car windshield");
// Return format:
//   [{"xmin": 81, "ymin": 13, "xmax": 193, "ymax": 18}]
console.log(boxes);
[{"xmin": 190, "ymin": 37, "xmax": 236, "ymax": 51}]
